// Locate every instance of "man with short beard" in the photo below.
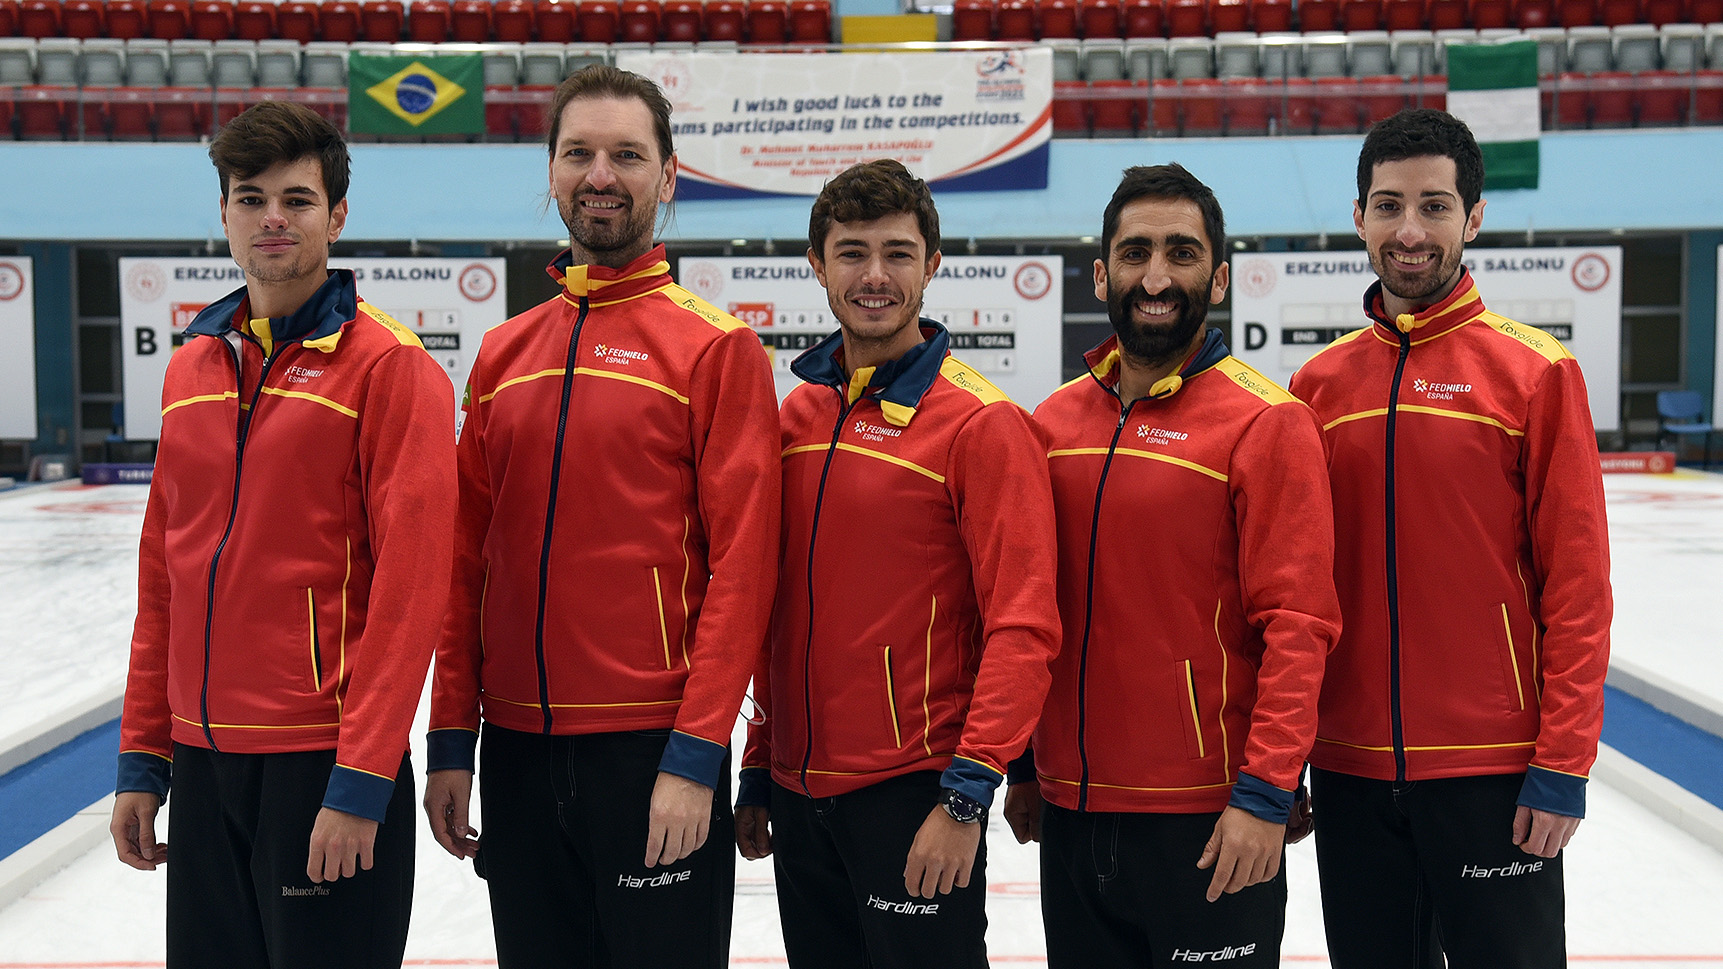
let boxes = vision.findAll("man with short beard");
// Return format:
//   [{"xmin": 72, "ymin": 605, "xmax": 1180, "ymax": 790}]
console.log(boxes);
[
  {"xmin": 1290, "ymin": 110, "xmax": 1610, "ymax": 968},
  {"xmin": 1003, "ymin": 163, "xmax": 1340, "ymax": 968},
  {"xmin": 423, "ymin": 65, "xmax": 780, "ymax": 968}
]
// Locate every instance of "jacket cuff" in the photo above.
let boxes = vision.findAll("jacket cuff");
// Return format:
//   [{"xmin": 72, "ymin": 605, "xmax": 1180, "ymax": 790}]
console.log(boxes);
[
  {"xmin": 1228, "ymin": 771, "xmax": 1295, "ymax": 824},
  {"xmin": 116, "ymin": 750, "xmax": 172, "ymax": 801},
  {"xmin": 426, "ymin": 727, "xmax": 478, "ymax": 773},
  {"xmin": 736, "ymin": 767, "xmax": 772, "ymax": 808},
  {"xmin": 658, "ymin": 730, "xmax": 727, "ymax": 789},
  {"xmin": 1517, "ymin": 765, "xmax": 1587, "ymax": 818},
  {"xmin": 941, "ymin": 756, "xmax": 1006, "ymax": 809},
  {"xmin": 323, "ymin": 765, "xmax": 397, "ymax": 823},
  {"xmin": 1006, "ymin": 748, "xmax": 1036, "ymax": 786}
]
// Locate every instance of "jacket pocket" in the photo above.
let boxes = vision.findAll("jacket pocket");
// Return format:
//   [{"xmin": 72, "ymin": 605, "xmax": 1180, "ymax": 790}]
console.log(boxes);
[
  {"xmin": 1177, "ymin": 659, "xmax": 1206, "ymax": 760},
  {"xmin": 881, "ymin": 646, "xmax": 904, "ymax": 750},
  {"xmin": 305, "ymin": 587, "xmax": 323, "ymax": 693},
  {"xmin": 650, "ymin": 566, "xmax": 674, "ymax": 671},
  {"xmin": 1496, "ymin": 603, "xmax": 1527, "ymax": 714}
]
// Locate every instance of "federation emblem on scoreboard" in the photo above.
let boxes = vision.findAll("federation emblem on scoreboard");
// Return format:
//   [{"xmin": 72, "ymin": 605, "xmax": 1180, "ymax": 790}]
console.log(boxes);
[
  {"xmin": 0, "ymin": 262, "xmax": 24, "ymax": 301},
  {"xmin": 458, "ymin": 263, "xmax": 497, "ymax": 302},
  {"xmin": 1236, "ymin": 258, "xmax": 1277, "ymax": 300},
  {"xmin": 1013, "ymin": 262, "xmax": 1052, "ymax": 301},
  {"xmin": 126, "ymin": 262, "xmax": 167, "ymax": 304}
]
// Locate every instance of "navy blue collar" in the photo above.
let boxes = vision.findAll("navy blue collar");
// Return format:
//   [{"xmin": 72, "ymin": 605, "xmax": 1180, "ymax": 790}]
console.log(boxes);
[
  {"xmin": 185, "ymin": 269, "xmax": 357, "ymax": 347},
  {"xmin": 792, "ymin": 319, "xmax": 950, "ymax": 424}
]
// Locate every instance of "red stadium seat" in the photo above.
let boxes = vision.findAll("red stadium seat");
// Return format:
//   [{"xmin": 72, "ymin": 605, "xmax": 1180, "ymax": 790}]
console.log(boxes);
[
  {"xmin": 1589, "ymin": 69, "xmax": 1633, "ymax": 125},
  {"xmin": 704, "ymin": 0, "xmax": 744, "ymax": 40},
  {"xmin": 319, "ymin": 0, "xmax": 360, "ymax": 39},
  {"xmin": 517, "ymin": 83, "xmax": 554, "ymax": 138},
  {"xmin": 0, "ymin": 0, "xmax": 17, "ymax": 36},
  {"xmin": 234, "ymin": 0, "xmax": 275, "ymax": 38},
  {"xmin": 1596, "ymin": 0, "xmax": 1636, "ymax": 22},
  {"xmin": 1212, "ymin": 0, "xmax": 1250, "ymax": 31},
  {"xmin": 407, "ymin": 0, "xmax": 451, "ymax": 42},
  {"xmin": 1041, "ymin": 0, "xmax": 1080, "ymax": 37},
  {"xmin": 191, "ymin": 0, "xmax": 235, "ymax": 39},
  {"xmin": 1635, "ymin": 69, "xmax": 1686, "ymax": 125},
  {"xmin": 1280, "ymin": 76, "xmax": 1316, "ymax": 129},
  {"xmin": 155, "ymin": 86, "xmax": 210, "ymax": 139},
  {"xmin": 788, "ymin": 0, "xmax": 829, "ymax": 41},
  {"xmin": 491, "ymin": 0, "xmax": 532, "ymax": 39},
  {"xmin": 1182, "ymin": 77, "xmax": 1224, "ymax": 134},
  {"xmin": 1695, "ymin": 69, "xmax": 1723, "ymax": 122},
  {"xmin": 1639, "ymin": 0, "xmax": 1682, "ymax": 22},
  {"xmin": 746, "ymin": 0, "xmax": 787, "ymax": 41},
  {"xmin": 577, "ymin": 0, "xmax": 618, "ymax": 40},
  {"xmin": 62, "ymin": 0, "xmax": 103, "ymax": 37},
  {"xmin": 108, "ymin": 86, "xmax": 154, "ymax": 138},
  {"xmin": 1467, "ymin": 0, "xmax": 1509, "ymax": 25},
  {"xmin": 450, "ymin": 0, "xmax": 489, "ymax": 40},
  {"xmin": 1314, "ymin": 75, "xmax": 1361, "ymax": 131},
  {"xmin": 17, "ymin": 86, "xmax": 67, "ymax": 139},
  {"xmin": 1053, "ymin": 79, "xmax": 1092, "ymax": 135},
  {"xmin": 148, "ymin": 0, "xmax": 192, "ymax": 38},
  {"xmin": 533, "ymin": 0, "xmax": 573, "ymax": 40},
  {"xmin": 1298, "ymin": 0, "xmax": 1340, "ymax": 29},
  {"xmin": 276, "ymin": 1, "xmax": 319, "ymax": 40},
  {"xmin": 998, "ymin": 0, "xmax": 1037, "ymax": 39},
  {"xmin": 1358, "ymin": 73, "xmax": 1407, "ymax": 122},
  {"xmin": 1514, "ymin": 0, "xmax": 1554, "ymax": 27},
  {"xmin": 1124, "ymin": 0, "xmax": 1165, "ymax": 35},
  {"xmin": 1166, "ymin": 0, "xmax": 1207, "ymax": 35},
  {"xmin": 1083, "ymin": 0, "xmax": 1123, "ymax": 36},
  {"xmin": 618, "ymin": 0, "xmax": 660, "ymax": 42},
  {"xmin": 662, "ymin": 0, "xmax": 700, "ymax": 41},
  {"xmin": 1223, "ymin": 76, "xmax": 1273, "ymax": 133},
  {"xmin": 1384, "ymin": 0, "xmax": 1426, "ymax": 28},
  {"xmin": 1411, "ymin": 73, "xmax": 1443, "ymax": 110},
  {"xmin": 18, "ymin": 0, "xmax": 59, "ymax": 37},
  {"xmin": 1091, "ymin": 78, "xmax": 1140, "ymax": 134},
  {"xmin": 1250, "ymin": 0, "xmax": 1293, "ymax": 28},
  {"xmin": 359, "ymin": 0, "xmax": 404, "ymax": 41},
  {"xmin": 1148, "ymin": 77, "xmax": 1180, "ymax": 132},
  {"xmin": 1555, "ymin": 0, "xmax": 1595, "ymax": 24},
  {"xmin": 1426, "ymin": 0, "xmax": 1465, "ymax": 26},
  {"xmin": 106, "ymin": 0, "xmax": 147, "ymax": 36},
  {"xmin": 952, "ymin": 0, "xmax": 992, "ymax": 39},
  {"xmin": 1340, "ymin": 0, "xmax": 1383, "ymax": 29},
  {"xmin": 486, "ymin": 84, "xmax": 516, "ymax": 139},
  {"xmin": 1692, "ymin": 0, "xmax": 1723, "ymax": 20}
]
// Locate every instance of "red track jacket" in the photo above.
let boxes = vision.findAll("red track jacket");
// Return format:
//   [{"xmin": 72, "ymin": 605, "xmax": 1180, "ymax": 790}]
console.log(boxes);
[
  {"xmin": 1289, "ymin": 270, "xmax": 1612, "ymax": 817},
  {"xmin": 738, "ymin": 322, "xmax": 1060, "ymax": 809},
  {"xmin": 1026, "ymin": 330, "xmax": 1340, "ymax": 819},
  {"xmin": 117, "ymin": 270, "xmax": 457, "ymax": 821},
  {"xmin": 428, "ymin": 247, "xmax": 780, "ymax": 788}
]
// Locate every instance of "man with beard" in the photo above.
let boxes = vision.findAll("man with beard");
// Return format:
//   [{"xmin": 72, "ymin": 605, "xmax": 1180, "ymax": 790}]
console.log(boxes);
[
  {"xmin": 1002, "ymin": 163, "xmax": 1340, "ymax": 968},
  {"xmin": 111, "ymin": 100, "xmax": 456, "ymax": 968},
  {"xmin": 1289, "ymin": 109, "xmax": 1610, "ymax": 969},
  {"xmin": 732, "ymin": 159, "xmax": 1059, "ymax": 969},
  {"xmin": 423, "ymin": 65, "xmax": 779, "ymax": 968}
]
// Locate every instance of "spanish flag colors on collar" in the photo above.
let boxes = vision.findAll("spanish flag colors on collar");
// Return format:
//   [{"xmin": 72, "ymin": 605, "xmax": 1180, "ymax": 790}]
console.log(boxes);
[
  {"xmin": 547, "ymin": 244, "xmax": 672, "ymax": 301},
  {"xmin": 1364, "ymin": 266, "xmax": 1486, "ymax": 341}
]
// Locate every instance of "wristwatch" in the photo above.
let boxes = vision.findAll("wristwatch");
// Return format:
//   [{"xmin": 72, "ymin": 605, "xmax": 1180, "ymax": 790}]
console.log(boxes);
[{"xmin": 939, "ymin": 787, "xmax": 986, "ymax": 824}]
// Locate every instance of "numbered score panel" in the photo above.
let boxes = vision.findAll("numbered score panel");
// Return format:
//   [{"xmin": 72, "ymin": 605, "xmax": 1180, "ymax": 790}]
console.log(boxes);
[
  {"xmin": 0, "ymin": 258, "xmax": 36, "ymax": 440},
  {"xmin": 677, "ymin": 255, "xmax": 1064, "ymax": 410},
  {"xmin": 119, "ymin": 258, "xmax": 506, "ymax": 440},
  {"xmin": 1230, "ymin": 247, "xmax": 1622, "ymax": 432}
]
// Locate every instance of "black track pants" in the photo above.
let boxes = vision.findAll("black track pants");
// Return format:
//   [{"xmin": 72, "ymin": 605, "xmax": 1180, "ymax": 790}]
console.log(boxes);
[
  {"xmin": 1311, "ymin": 767, "xmax": 1567, "ymax": 969},
  {"xmin": 770, "ymin": 771, "xmax": 989, "ymax": 969},
  {"xmin": 1039, "ymin": 801, "xmax": 1287, "ymax": 969},
  {"xmin": 475, "ymin": 723, "xmax": 734, "ymax": 969},
  {"xmin": 165, "ymin": 744, "xmax": 415, "ymax": 969}
]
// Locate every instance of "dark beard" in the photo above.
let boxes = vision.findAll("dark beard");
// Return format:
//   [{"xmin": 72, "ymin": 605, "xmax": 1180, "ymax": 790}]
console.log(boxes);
[
  {"xmin": 1107, "ymin": 273, "xmax": 1211, "ymax": 368},
  {"xmin": 558, "ymin": 189, "xmax": 656, "ymax": 264}
]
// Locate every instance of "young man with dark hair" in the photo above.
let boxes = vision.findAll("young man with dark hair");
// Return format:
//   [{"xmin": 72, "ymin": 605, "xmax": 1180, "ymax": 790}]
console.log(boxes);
[
  {"xmin": 733, "ymin": 158, "xmax": 1061, "ymax": 969},
  {"xmin": 110, "ymin": 99, "xmax": 457, "ymax": 969},
  {"xmin": 1004, "ymin": 163, "xmax": 1340, "ymax": 968},
  {"xmin": 1290, "ymin": 108, "xmax": 1612, "ymax": 968},
  {"xmin": 423, "ymin": 64, "xmax": 779, "ymax": 968}
]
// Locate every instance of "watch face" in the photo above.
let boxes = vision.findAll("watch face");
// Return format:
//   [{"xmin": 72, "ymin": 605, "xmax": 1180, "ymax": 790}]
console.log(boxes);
[{"xmin": 942, "ymin": 789, "xmax": 984, "ymax": 823}]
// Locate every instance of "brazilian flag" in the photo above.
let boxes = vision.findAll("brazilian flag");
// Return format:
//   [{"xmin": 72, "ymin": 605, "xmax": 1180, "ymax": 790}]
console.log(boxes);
[{"xmin": 348, "ymin": 53, "xmax": 482, "ymax": 135}]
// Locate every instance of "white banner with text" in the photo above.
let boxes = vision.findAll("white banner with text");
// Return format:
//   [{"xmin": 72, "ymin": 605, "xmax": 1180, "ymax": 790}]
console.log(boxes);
[{"xmin": 0, "ymin": 257, "xmax": 35, "ymax": 440}]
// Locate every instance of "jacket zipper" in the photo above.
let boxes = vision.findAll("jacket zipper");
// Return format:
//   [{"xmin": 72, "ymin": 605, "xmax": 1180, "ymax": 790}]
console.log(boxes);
[
  {"xmin": 798, "ymin": 389, "xmax": 860, "ymax": 796},
  {"xmin": 200, "ymin": 332, "xmax": 281, "ymax": 751},
  {"xmin": 533, "ymin": 297, "xmax": 590, "ymax": 734},
  {"xmin": 1075, "ymin": 398, "xmax": 1136, "ymax": 811},
  {"xmin": 1384, "ymin": 328, "xmax": 1412, "ymax": 782}
]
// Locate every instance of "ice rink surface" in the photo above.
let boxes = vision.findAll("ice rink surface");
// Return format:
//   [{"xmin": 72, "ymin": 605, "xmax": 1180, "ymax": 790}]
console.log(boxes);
[{"xmin": 1, "ymin": 472, "xmax": 1721, "ymax": 967}]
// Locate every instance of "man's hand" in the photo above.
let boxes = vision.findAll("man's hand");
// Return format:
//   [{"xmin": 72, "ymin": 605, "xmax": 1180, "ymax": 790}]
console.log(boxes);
[
  {"xmin": 1284, "ymin": 785, "xmax": 1313, "ymax": 845},
  {"xmin": 646, "ymin": 771, "xmax": 714, "ymax": 868},
  {"xmin": 1513, "ymin": 805, "xmax": 1580, "ymax": 858},
  {"xmin": 1195, "ymin": 806, "xmax": 1284, "ymax": 903},
  {"xmin": 1002, "ymin": 783, "xmax": 1042, "ymax": 844},
  {"xmin": 735, "ymin": 804, "xmax": 773, "ymax": 860},
  {"xmin": 307, "ymin": 807, "xmax": 379, "ymax": 883},
  {"xmin": 422, "ymin": 769, "xmax": 479, "ymax": 860},
  {"xmin": 111, "ymin": 791, "xmax": 168, "ymax": 871},
  {"xmin": 904, "ymin": 807, "xmax": 982, "ymax": 899}
]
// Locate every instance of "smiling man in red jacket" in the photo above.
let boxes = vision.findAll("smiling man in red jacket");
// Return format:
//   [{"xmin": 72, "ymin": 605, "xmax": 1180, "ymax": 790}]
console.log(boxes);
[
  {"xmin": 733, "ymin": 159, "xmax": 1060, "ymax": 969},
  {"xmin": 1005, "ymin": 163, "xmax": 1341, "ymax": 968},
  {"xmin": 423, "ymin": 66, "xmax": 780, "ymax": 969},
  {"xmin": 1290, "ymin": 109, "xmax": 1612, "ymax": 969},
  {"xmin": 110, "ymin": 101, "xmax": 456, "ymax": 969}
]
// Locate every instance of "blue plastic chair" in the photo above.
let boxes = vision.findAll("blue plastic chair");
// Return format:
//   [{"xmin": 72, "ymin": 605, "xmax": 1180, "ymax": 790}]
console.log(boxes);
[{"xmin": 1657, "ymin": 390, "xmax": 1714, "ymax": 469}]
